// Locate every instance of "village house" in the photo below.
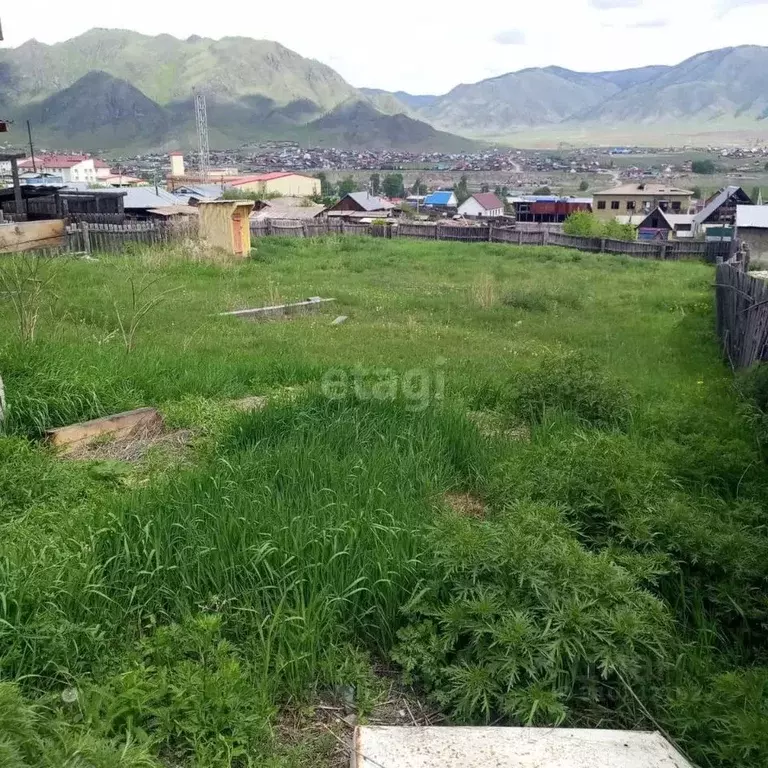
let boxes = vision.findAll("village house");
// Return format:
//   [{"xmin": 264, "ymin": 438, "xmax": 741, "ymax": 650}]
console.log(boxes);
[
  {"xmin": 692, "ymin": 186, "xmax": 753, "ymax": 239},
  {"xmin": 226, "ymin": 171, "xmax": 320, "ymax": 198},
  {"xmin": 326, "ymin": 192, "xmax": 395, "ymax": 220},
  {"xmin": 458, "ymin": 192, "xmax": 505, "ymax": 219},
  {"xmin": 636, "ymin": 207, "xmax": 695, "ymax": 240},
  {"xmin": 592, "ymin": 183, "xmax": 694, "ymax": 222},
  {"xmin": 424, "ymin": 191, "xmax": 458, "ymax": 210},
  {"xmin": 736, "ymin": 205, "xmax": 768, "ymax": 265},
  {"xmin": 18, "ymin": 155, "xmax": 99, "ymax": 185},
  {"xmin": 508, "ymin": 195, "xmax": 592, "ymax": 223}
]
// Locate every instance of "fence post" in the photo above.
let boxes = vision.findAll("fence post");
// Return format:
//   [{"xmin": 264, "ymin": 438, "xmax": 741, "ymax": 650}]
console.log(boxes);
[
  {"xmin": 265, "ymin": 220, "xmax": 273, "ymax": 236},
  {"xmin": 542, "ymin": 229, "xmax": 549, "ymax": 245},
  {"xmin": 600, "ymin": 238, "xmax": 606, "ymax": 253},
  {"xmin": 434, "ymin": 224, "xmax": 439, "ymax": 240},
  {"xmin": 517, "ymin": 230, "xmax": 523, "ymax": 245},
  {"xmin": 340, "ymin": 221, "xmax": 345, "ymax": 235},
  {"xmin": 487, "ymin": 224, "xmax": 493, "ymax": 242},
  {"xmin": 302, "ymin": 221, "xmax": 308, "ymax": 238},
  {"xmin": 81, "ymin": 222, "xmax": 91, "ymax": 254}
]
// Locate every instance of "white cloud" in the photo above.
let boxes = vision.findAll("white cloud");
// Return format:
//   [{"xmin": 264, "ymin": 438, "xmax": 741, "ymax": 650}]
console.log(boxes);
[
  {"xmin": 0, "ymin": 0, "xmax": 766, "ymax": 94},
  {"xmin": 493, "ymin": 29, "xmax": 527, "ymax": 45},
  {"xmin": 719, "ymin": 0, "xmax": 768, "ymax": 13}
]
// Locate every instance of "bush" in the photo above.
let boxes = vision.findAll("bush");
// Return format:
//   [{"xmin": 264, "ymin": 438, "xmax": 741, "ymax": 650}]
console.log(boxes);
[
  {"xmin": 692, "ymin": 159, "xmax": 716, "ymax": 175},
  {"xmin": 393, "ymin": 503, "xmax": 671, "ymax": 724},
  {"xmin": 563, "ymin": 212, "xmax": 636, "ymax": 241}
]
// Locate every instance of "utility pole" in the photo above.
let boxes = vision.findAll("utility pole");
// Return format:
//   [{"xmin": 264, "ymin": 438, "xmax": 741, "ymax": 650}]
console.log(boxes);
[{"xmin": 26, "ymin": 121, "xmax": 36, "ymax": 172}]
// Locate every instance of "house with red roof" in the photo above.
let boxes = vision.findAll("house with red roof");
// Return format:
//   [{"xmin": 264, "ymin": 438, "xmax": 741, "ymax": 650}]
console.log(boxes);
[
  {"xmin": 458, "ymin": 192, "xmax": 505, "ymax": 219},
  {"xmin": 226, "ymin": 171, "xmax": 320, "ymax": 198},
  {"xmin": 18, "ymin": 154, "xmax": 107, "ymax": 185}
]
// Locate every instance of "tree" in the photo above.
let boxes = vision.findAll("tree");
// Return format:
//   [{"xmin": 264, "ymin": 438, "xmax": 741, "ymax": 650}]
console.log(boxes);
[
  {"xmin": 480, "ymin": 183, "xmax": 490, "ymax": 193},
  {"xmin": 692, "ymin": 159, "xmax": 716, "ymax": 175},
  {"xmin": 751, "ymin": 187, "xmax": 762, "ymax": 203},
  {"xmin": 370, "ymin": 173, "xmax": 381, "ymax": 196},
  {"xmin": 337, "ymin": 176, "xmax": 357, "ymax": 197},
  {"xmin": 563, "ymin": 211, "xmax": 602, "ymax": 238},
  {"xmin": 382, "ymin": 173, "xmax": 405, "ymax": 199},
  {"xmin": 533, "ymin": 186, "xmax": 552, "ymax": 196},
  {"xmin": 411, "ymin": 177, "xmax": 428, "ymax": 196},
  {"xmin": 315, "ymin": 172, "xmax": 335, "ymax": 198},
  {"xmin": 579, "ymin": 180, "xmax": 589, "ymax": 192},
  {"xmin": 691, "ymin": 186, "xmax": 703, "ymax": 200},
  {"xmin": 764, "ymin": 162, "xmax": 768, "ymax": 172},
  {"xmin": 501, "ymin": 186, "xmax": 510, "ymax": 199},
  {"xmin": 455, "ymin": 175, "xmax": 470, "ymax": 204}
]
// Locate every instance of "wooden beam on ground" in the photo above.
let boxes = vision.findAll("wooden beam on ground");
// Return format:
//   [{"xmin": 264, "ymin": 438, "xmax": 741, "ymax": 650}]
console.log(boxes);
[{"xmin": 45, "ymin": 407, "xmax": 163, "ymax": 451}]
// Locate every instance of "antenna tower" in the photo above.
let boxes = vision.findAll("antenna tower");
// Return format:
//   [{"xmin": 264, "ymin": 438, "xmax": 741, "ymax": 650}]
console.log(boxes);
[{"xmin": 194, "ymin": 92, "xmax": 210, "ymax": 181}]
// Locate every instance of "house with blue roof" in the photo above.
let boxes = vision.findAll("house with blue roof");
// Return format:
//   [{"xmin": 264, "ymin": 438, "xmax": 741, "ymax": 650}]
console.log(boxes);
[{"xmin": 424, "ymin": 190, "xmax": 458, "ymax": 209}]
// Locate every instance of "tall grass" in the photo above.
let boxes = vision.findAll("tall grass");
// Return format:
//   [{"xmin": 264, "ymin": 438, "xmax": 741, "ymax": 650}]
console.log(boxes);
[{"xmin": 2, "ymin": 240, "xmax": 768, "ymax": 766}]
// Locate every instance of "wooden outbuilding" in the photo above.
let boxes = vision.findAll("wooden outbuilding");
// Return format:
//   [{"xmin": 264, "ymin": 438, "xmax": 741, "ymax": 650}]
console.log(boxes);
[{"xmin": 197, "ymin": 199, "xmax": 254, "ymax": 256}]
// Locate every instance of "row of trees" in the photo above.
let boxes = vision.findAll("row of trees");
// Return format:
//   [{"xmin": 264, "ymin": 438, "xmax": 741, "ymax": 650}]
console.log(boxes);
[
  {"xmin": 314, "ymin": 172, "xmax": 427, "ymax": 201},
  {"xmin": 563, "ymin": 211, "xmax": 636, "ymax": 241}
]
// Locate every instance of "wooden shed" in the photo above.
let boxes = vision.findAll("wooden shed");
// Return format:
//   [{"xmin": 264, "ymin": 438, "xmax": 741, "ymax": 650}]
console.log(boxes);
[{"xmin": 197, "ymin": 200, "xmax": 254, "ymax": 256}]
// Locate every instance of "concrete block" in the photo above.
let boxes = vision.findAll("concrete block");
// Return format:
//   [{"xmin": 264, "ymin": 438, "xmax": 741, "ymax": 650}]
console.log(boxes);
[{"xmin": 351, "ymin": 727, "xmax": 693, "ymax": 768}]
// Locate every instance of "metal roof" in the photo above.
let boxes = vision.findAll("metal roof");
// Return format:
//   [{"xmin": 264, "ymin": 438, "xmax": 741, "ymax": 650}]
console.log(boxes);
[
  {"xmin": 123, "ymin": 187, "xmax": 184, "ymax": 209},
  {"xmin": 693, "ymin": 186, "xmax": 751, "ymax": 225},
  {"xmin": 425, "ymin": 191, "xmax": 456, "ymax": 206},
  {"xmin": 345, "ymin": 191, "xmax": 394, "ymax": 211},
  {"xmin": 595, "ymin": 183, "xmax": 694, "ymax": 196},
  {"xmin": 737, "ymin": 205, "xmax": 768, "ymax": 229},
  {"xmin": 467, "ymin": 192, "xmax": 504, "ymax": 210}
]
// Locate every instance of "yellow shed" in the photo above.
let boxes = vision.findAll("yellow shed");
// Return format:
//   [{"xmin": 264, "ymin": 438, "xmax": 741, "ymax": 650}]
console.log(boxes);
[{"xmin": 197, "ymin": 200, "xmax": 254, "ymax": 256}]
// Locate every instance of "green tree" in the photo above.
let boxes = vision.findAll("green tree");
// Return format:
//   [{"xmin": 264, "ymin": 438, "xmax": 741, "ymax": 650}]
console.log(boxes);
[
  {"xmin": 454, "ymin": 175, "xmax": 470, "ymax": 204},
  {"xmin": 603, "ymin": 219, "xmax": 637, "ymax": 241},
  {"xmin": 480, "ymin": 183, "xmax": 490, "ymax": 193},
  {"xmin": 501, "ymin": 186, "xmax": 510, "ymax": 198},
  {"xmin": 315, "ymin": 172, "xmax": 335, "ymax": 197},
  {"xmin": 579, "ymin": 180, "xmax": 589, "ymax": 192},
  {"xmin": 370, "ymin": 173, "xmax": 381, "ymax": 196},
  {"xmin": 382, "ymin": 173, "xmax": 405, "ymax": 198},
  {"xmin": 692, "ymin": 186, "xmax": 703, "ymax": 200},
  {"xmin": 411, "ymin": 177, "xmax": 428, "ymax": 196},
  {"xmin": 337, "ymin": 176, "xmax": 357, "ymax": 197},
  {"xmin": 533, "ymin": 186, "xmax": 552, "ymax": 196},
  {"xmin": 692, "ymin": 159, "xmax": 716, "ymax": 174},
  {"xmin": 563, "ymin": 211, "xmax": 602, "ymax": 237},
  {"xmin": 751, "ymin": 187, "xmax": 761, "ymax": 203}
]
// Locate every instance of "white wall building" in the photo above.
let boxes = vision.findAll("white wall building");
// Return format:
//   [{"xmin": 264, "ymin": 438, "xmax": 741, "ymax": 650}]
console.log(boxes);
[
  {"xmin": 458, "ymin": 192, "xmax": 505, "ymax": 218},
  {"xmin": 18, "ymin": 155, "xmax": 98, "ymax": 184}
]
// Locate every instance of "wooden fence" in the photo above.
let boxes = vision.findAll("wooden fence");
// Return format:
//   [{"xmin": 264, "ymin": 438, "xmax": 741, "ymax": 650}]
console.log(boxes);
[
  {"xmin": 64, "ymin": 219, "xmax": 199, "ymax": 254},
  {"xmin": 249, "ymin": 219, "xmax": 731, "ymax": 262},
  {"xmin": 715, "ymin": 261, "xmax": 768, "ymax": 369}
]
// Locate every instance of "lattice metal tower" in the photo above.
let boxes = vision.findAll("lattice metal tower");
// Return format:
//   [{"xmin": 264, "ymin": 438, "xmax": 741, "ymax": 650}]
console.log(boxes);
[{"xmin": 194, "ymin": 92, "xmax": 211, "ymax": 182}]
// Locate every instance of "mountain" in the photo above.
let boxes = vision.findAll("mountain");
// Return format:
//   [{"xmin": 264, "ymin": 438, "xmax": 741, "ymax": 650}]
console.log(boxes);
[
  {"xmin": 23, "ymin": 71, "xmax": 169, "ymax": 148},
  {"xmin": 359, "ymin": 88, "xmax": 439, "ymax": 116},
  {"xmin": 305, "ymin": 99, "xmax": 480, "ymax": 152},
  {"xmin": 417, "ymin": 66, "xmax": 620, "ymax": 134},
  {"xmin": 575, "ymin": 46, "xmax": 768, "ymax": 125},
  {"xmin": 594, "ymin": 65, "xmax": 671, "ymax": 90}
]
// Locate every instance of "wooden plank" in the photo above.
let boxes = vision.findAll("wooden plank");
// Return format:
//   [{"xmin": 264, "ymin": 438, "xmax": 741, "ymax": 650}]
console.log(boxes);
[{"xmin": 46, "ymin": 407, "xmax": 163, "ymax": 451}]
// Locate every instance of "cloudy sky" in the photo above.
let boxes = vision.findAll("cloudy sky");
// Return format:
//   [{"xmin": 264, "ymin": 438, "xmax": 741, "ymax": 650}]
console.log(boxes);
[{"xmin": 1, "ymin": 0, "xmax": 767, "ymax": 94}]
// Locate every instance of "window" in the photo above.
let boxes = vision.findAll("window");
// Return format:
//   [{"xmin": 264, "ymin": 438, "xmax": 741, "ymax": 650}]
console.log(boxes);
[
  {"xmin": 611, "ymin": 200, "xmax": 620, "ymax": 210},
  {"xmin": 626, "ymin": 201, "xmax": 636, "ymax": 211},
  {"xmin": 597, "ymin": 200, "xmax": 606, "ymax": 210},
  {"xmin": 671, "ymin": 201, "xmax": 681, "ymax": 212}
]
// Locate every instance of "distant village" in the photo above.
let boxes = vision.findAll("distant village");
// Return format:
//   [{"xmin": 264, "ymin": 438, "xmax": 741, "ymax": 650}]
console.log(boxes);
[{"xmin": 2, "ymin": 143, "xmax": 768, "ymax": 262}]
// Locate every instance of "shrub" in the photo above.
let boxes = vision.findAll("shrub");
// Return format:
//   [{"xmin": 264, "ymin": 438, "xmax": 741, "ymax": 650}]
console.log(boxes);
[{"xmin": 393, "ymin": 502, "xmax": 671, "ymax": 724}]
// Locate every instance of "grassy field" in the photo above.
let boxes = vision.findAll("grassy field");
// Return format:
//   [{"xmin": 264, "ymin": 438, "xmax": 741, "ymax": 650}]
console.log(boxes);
[{"xmin": 2, "ymin": 237, "xmax": 768, "ymax": 767}]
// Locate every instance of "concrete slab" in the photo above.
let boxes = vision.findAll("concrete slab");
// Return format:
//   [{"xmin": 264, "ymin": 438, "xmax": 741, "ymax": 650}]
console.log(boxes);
[
  {"xmin": 351, "ymin": 727, "xmax": 693, "ymax": 768},
  {"xmin": 220, "ymin": 297, "xmax": 335, "ymax": 321}
]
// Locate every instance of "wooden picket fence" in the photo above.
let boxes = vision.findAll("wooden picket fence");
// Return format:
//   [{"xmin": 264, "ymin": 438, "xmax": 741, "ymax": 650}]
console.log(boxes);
[
  {"xmin": 64, "ymin": 219, "xmax": 199, "ymax": 254},
  {"xmin": 250, "ymin": 219, "xmax": 731, "ymax": 262},
  {"xmin": 715, "ymin": 261, "xmax": 768, "ymax": 369}
]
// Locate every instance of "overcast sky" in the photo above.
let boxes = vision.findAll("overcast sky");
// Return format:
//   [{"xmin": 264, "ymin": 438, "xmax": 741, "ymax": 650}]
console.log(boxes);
[{"xmin": 1, "ymin": 1, "xmax": 767, "ymax": 94}]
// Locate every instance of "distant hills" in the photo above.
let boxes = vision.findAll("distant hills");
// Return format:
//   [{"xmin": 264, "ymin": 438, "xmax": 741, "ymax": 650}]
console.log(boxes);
[{"xmin": 1, "ymin": 30, "xmax": 767, "ymax": 151}]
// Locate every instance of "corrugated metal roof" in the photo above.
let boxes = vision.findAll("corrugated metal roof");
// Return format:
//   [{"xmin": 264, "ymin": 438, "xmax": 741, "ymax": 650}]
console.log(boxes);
[
  {"xmin": 595, "ymin": 183, "xmax": 694, "ymax": 196},
  {"xmin": 469, "ymin": 192, "xmax": 504, "ymax": 210},
  {"xmin": 345, "ymin": 192, "xmax": 394, "ymax": 211},
  {"xmin": 425, "ymin": 191, "xmax": 456, "ymax": 206},
  {"xmin": 737, "ymin": 205, "xmax": 768, "ymax": 229},
  {"xmin": 123, "ymin": 187, "xmax": 182, "ymax": 209},
  {"xmin": 693, "ymin": 186, "xmax": 750, "ymax": 225}
]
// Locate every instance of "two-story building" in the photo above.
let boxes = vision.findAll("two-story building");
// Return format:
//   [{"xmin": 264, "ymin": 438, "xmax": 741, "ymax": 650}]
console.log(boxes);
[
  {"xmin": 18, "ymin": 155, "xmax": 99, "ymax": 184},
  {"xmin": 592, "ymin": 183, "xmax": 694, "ymax": 222}
]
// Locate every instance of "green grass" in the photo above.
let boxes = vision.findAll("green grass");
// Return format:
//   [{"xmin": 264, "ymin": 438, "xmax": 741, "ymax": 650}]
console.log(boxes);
[{"xmin": 1, "ymin": 238, "xmax": 768, "ymax": 767}]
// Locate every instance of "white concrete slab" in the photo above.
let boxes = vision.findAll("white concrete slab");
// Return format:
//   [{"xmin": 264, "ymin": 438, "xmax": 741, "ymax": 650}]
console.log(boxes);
[{"xmin": 352, "ymin": 727, "xmax": 693, "ymax": 768}]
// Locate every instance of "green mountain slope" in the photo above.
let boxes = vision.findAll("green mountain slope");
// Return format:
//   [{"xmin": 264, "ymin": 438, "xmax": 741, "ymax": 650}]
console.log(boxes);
[
  {"xmin": 416, "ymin": 67, "xmax": 620, "ymax": 135},
  {"xmin": 304, "ymin": 99, "xmax": 481, "ymax": 152},
  {"xmin": 577, "ymin": 46, "xmax": 768, "ymax": 124},
  {"xmin": 23, "ymin": 70, "xmax": 170, "ymax": 150}
]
